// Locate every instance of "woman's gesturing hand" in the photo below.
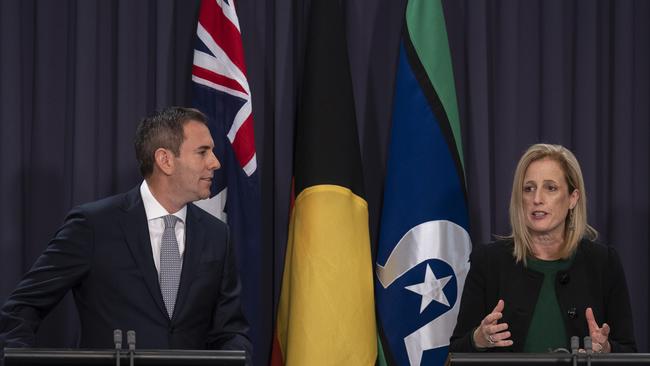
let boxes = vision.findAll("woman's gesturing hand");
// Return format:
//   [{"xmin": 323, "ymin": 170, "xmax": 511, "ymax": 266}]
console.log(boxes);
[
  {"xmin": 585, "ymin": 307, "xmax": 611, "ymax": 353},
  {"xmin": 472, "ymin": 299, "xmax": 514, "ymax": 349}
]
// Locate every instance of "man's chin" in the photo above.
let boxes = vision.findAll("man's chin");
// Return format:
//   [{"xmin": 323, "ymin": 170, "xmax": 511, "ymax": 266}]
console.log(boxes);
[
  {"xmin": 188, "ymin": 192, "xmax": 211, "ymax": 203},
  {"xmin": 195, "ymin": 195, "xmax": 209, "ymax": 202}
]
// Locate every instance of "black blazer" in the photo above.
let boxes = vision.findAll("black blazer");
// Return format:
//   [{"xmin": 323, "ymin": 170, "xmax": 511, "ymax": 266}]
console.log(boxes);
[
  {"xmin": 450, "ymin": 239, "xmax": 636, "ymax": 353},
  {"xmin": 0, "ymin": 186, "xmax": 251, "ymax": 353}
]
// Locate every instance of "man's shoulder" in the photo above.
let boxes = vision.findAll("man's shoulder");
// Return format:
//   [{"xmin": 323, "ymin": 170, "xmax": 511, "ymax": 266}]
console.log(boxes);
[
  {"xmin": 73, "ymin": 186, "xmax": 140, "ymax": 216},
  {"xmin": 187, "ymin": 203, "xmax": 228, "ymax": 231}
]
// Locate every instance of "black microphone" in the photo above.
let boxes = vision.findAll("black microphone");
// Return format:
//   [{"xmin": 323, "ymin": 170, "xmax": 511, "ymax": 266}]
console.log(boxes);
[
  {"xmin": 113, "ymin": 329, "xmax": 122, "ymax": 366},
  {"xmin": 559, "ymin": 273, "xmax": 570, "ymax": 284},
  {"xmin": 567, "ymin": 307, "xmax": 578, "ymax": 319},
  {"xmin": 127, "ymin": 330, "xmax": 136, "ymax": 366},
  {"xmin": 584, "ymin": 336, "xmax": 593, "ymax": 366},
  {"xmin": 570, "ymin": 336, "xmax": 579, "ymax": 366}
]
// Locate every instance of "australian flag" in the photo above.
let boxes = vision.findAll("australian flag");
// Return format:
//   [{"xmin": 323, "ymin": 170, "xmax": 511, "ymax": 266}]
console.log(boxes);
[{"xmin": 190, "ymin": 0, "xmax": 263, "ymax": 363}]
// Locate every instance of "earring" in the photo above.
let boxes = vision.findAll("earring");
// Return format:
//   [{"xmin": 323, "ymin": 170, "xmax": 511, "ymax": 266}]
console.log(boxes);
[{"xmin": 567, "ymin": 208, "xmax": 575, "ymax": 231}]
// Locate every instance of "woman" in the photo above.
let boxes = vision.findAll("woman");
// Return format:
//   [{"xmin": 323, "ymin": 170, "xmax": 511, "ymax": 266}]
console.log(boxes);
[{"xmin": 450, "ymin": 144, "xmax": 636, "ymax": 353}]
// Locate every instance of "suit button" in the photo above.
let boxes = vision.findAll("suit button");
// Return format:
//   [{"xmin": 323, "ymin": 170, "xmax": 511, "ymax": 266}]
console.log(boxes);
[{"xmin": 567, "ymin": 307, "xmax": 577, "ymax": 319}]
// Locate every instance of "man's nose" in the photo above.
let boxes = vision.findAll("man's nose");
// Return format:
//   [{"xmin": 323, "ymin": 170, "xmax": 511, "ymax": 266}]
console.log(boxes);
[{"xmin": 208, "ymin": 151, "xmax": 221, "ymax": 170}]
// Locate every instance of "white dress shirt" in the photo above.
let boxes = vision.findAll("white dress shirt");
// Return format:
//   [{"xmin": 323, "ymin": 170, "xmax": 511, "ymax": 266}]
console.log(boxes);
[{"xmin": 140, "ymin": 181, "xmax": 187, "ymax": 274}]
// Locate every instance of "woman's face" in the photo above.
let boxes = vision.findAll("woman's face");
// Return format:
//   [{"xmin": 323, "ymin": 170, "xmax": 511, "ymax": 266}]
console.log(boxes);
[{"xmin": 522, "ymin": 158, "xmax": 579, "ymax": 239}]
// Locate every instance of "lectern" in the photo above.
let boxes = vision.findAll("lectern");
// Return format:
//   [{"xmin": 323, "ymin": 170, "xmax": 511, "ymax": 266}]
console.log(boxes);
[
  {"xmin": 448, "ymin": 352, "xmax": 650, "ymax": 365},
  {"xmin": 3, "ymin": 348, "xmax": 246, "ymax": 366}
]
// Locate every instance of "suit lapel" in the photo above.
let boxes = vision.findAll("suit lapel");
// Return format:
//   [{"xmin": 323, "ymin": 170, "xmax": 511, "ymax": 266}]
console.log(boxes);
[
  {"xmin": 120, "ymin": 187, "xmax": 169, "ymax": 319},
  {"xmin": 172, "ymin": 204, "xmax": 205, "ymax": 322}
]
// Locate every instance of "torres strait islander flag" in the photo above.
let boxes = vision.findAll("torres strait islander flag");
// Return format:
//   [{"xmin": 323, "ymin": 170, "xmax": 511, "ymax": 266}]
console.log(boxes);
[
  {"xmin": 375, "ymin": 0, "xmax": 472, "ymax": 365},
  {"xmin": 190, "ymin": 0, "xmax": 263, "ymax": 363},
  {"xmin": 271, "ymin": 0, "xmax": 377, "ymax": 364}
]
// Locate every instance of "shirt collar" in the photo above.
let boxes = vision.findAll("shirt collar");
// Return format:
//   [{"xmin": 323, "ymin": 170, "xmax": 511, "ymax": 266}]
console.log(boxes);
[{"xmin": 140, "ymin": 180, "xmax": 187, "ymax": 223}]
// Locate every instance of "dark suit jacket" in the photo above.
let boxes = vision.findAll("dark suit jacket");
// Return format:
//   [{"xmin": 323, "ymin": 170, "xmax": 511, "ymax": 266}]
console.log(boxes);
[
  {"xmin": 0, "ymin": 186, "xmax": 251, "ymax": 354},
  {"xmin": 449, "ymin": 239, "xmax": 636, "ymax": 353}
]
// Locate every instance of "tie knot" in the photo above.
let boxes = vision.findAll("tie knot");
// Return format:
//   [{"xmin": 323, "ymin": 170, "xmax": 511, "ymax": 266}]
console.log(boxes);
[{"xmin": 163, "ymin": 215, "xmax": 178, "ymax": 229}]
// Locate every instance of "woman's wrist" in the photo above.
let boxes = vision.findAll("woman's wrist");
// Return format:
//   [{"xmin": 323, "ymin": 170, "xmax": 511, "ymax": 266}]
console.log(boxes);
[
  {"xmin": 471, "ymin": 327, "xmax": 487, "ymax": 350},
  {"xmin": 603, "ymin": 340, "xmax": 611, "ymax": 353}
]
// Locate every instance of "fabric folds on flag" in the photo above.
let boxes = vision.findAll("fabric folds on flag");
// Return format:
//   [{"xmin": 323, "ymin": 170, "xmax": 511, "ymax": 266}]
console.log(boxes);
[
  {"xmin": 271, "ymin": 0, "xmax": 377, "ymax": 364},
  {"xmin": 190, "ymin": 0, "xmax": 264, "ymax": 364},
  {"xmin": 374, "ymin": 1, "xmax": 471, "ymax": 365}
]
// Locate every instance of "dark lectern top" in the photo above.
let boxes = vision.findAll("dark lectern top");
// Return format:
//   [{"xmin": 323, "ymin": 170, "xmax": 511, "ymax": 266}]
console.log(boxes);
[
  {"xmin": 3, "ymin": 348, "xmax": 245, "ymax": 366},
  {"xmin": 449, "ymin": 352, "xmax": 649, "ymax": 365}
]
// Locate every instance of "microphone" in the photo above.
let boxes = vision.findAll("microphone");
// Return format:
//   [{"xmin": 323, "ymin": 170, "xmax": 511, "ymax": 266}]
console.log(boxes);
[
  {"xmin": 584, "ymin": 336, "xmax": 593, "ymax": 354},
  {"xmin": 570, "ymin": 336, "xmax": 579, "ymax": 366},
  {"xmin": 127, "ymin": 330, "xmax": 136, "ymax": 366},
  {"xmin": 567, "ymin": 307, "xmax": 578, "ymax": 319},
  {"xmin": 113, "ymin": 329, "xmax": 122, "ymax": 366},
  {"xmin": 584, "ymin": 336, "xmax": 593, "ymax": 366},
  {"xmin": 127, "ymin": 330, "xmax": 136, "ymax": 350},
  {"xmin": 114, "ymin": 329, "xmax": 123, "ymax": 349},
  {"xmin": 559, "ymin": 273, "xmax": 570, "ymax": 284}
]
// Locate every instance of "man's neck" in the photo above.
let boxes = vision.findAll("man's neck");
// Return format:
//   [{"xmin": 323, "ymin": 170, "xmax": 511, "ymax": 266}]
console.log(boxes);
[{"xmin": 145, "ymin": 178, "xmax": 184, "ymax": 214}]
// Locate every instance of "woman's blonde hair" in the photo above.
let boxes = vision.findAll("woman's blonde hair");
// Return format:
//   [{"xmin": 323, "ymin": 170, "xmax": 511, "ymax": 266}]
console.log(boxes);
[{"xmin": 507, "ymin": 143, "xmax": 597, "ymax": 263}]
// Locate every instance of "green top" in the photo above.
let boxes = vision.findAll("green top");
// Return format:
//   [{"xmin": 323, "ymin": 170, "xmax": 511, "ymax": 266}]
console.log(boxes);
[{"xmin": 523, "ymin": 256, "xmax": 573, "ymax": 352}]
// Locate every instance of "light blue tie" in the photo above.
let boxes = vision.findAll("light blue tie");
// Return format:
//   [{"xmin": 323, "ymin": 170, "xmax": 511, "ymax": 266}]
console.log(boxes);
[{"xmin": 160, "ymin": 215, "xmax": 182, "ymax": 318}]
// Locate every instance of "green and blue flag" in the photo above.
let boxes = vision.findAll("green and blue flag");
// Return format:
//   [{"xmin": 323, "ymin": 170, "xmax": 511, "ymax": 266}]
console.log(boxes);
[{"xmin": 375, "ymin": 1, "xmax": 471, "ymax": 365}]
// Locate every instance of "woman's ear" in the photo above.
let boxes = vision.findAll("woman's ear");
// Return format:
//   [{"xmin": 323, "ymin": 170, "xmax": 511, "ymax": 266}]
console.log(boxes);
[{"xmin": 569, "ymin": 189, "xmax": 579, "ymax": 210}]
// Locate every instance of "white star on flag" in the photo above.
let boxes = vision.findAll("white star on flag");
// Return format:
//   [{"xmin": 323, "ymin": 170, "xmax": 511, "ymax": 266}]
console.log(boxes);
[{"xmin": 405, "ymin": 263, "xmax": 452, "ymax": 313}]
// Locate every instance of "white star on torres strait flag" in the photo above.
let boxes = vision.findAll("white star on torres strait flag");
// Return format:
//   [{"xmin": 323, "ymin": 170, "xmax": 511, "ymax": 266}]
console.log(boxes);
[{"xmin": 405, "ymin": 263, "xmax": 452, "ymax": 313}]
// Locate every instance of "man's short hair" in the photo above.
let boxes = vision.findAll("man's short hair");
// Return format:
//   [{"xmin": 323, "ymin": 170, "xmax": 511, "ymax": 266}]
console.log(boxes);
[{"xmin": 134, "ymin": 106, "xmax": 208, "ymax": 177}]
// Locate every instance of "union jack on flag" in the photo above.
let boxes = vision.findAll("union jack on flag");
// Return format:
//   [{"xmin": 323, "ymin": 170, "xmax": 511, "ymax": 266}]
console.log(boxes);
[
  {"xmin": 191, "ymin": 0, "xmax": 264, "ymax": 364},
  {"xmin": 192, "ymin": 0, "xmax": 256, "ymax": 199}
]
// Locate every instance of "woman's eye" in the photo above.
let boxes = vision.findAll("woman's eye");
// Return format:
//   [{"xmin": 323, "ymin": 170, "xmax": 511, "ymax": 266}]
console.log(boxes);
[{"xmin": 523, "ymin": 186, "xmax": 534, "ymax": 192}]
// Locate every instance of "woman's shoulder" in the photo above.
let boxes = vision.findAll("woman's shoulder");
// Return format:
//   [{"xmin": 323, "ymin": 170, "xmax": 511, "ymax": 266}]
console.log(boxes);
[
  {"xmin": 477, "ymin": 238, "xmax": 514, "ymax": 251},
  {"xmin": 577, "ymin": 237, "xmax": 611, "ymax": 253},
  {"xmin": 576, "ymin": 238, "xmax": 621, "ymax": 264},
  {"xmin": 470, "ymin": 239, "xmax": 515, "ymax": 262}
]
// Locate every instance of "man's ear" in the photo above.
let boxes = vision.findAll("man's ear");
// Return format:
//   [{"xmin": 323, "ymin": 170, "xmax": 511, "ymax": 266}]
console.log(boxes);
[{"xmin": 154, "ymin": 148, "xmax": 174, "ymax": 176}]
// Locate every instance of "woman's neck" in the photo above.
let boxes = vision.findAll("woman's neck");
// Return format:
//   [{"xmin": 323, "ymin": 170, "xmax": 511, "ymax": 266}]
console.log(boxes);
[{"xmin": 530, "ymin": 233, "xmax": 564, "ymax": 260}]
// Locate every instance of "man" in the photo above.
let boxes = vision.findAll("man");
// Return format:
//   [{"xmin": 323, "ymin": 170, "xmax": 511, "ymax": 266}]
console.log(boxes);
[{"xmin": 0, "ymin": 107, "xmax": 251, "ymax": 355}]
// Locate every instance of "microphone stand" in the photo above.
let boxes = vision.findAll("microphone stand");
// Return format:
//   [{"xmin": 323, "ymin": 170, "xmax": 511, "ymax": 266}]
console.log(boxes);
[
  {"xmin": 570, "ymin": 336, "xmax": 579, "ymax": 366},
  {"xmin": 127, "ymin": 330, "xmax": 136, "ymax": 366},
  {"xmin": 113, "ymin": 329, "xmax": 122, "ymax": 366}
]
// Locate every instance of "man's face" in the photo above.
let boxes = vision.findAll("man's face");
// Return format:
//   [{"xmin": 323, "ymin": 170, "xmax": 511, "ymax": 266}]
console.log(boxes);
[{"xmin": 170, "ymin": 120, "xmax": 220, "ymax": 204}]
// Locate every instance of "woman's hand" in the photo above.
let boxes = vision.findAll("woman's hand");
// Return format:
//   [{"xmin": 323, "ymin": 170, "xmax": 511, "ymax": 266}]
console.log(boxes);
[
  {"xmin": 586, "ymin": 307, "xmax": 611, "ymax": 353},
  {"xmin": 472, "ymin": 299, "xmax": 513, "ymax": 349}
]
